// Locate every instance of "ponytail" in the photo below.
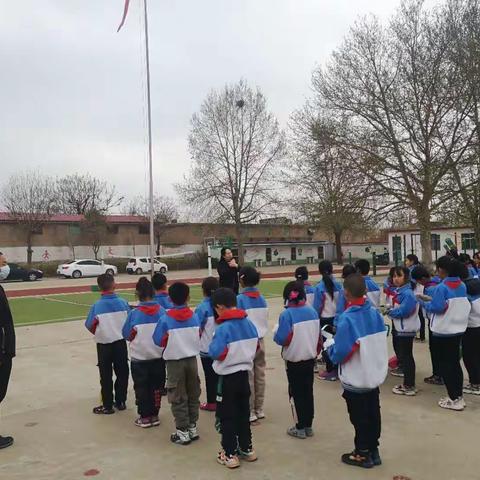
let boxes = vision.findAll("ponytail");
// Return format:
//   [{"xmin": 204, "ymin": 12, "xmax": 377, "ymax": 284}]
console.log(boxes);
[
  {"xmin": 319, "ymin": 260, "xmax": 334, "ymax": 299},
  {"xmin": 283, "ymin": 281, "xmax": 306, "ymax": 305}
]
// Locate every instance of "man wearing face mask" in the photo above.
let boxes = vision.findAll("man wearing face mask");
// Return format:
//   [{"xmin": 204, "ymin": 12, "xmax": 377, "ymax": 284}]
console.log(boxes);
[{"xmin": 0, "ymin": 252, "xmax": 15, "ymax": 449}]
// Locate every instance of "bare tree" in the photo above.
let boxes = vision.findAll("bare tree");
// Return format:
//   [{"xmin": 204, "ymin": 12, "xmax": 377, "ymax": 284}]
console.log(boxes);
[
  {"xmin": 177, "ymin": 80, "xmax": 286, "ymax": 263},
  {"xmin": 1, "ymin": 172, "xmax": 57, "ymax": 264},
  {"xmin": 56, "ymin": 173, "xmax": 123, "ymax": 215},
  {"xmin": 124, "ymin": 195, "xmax": 179, "ymax": 255},
  {"xmin": 313, "ymin": 0, "xmax": 475, "ymax": 264},
  {"xmin": 81, "ymin": 210, "xmax": 107, "ymax": 260}
]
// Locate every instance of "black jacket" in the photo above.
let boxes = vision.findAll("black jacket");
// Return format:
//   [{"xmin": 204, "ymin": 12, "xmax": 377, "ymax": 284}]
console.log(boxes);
[
  {"xmin": 217, "ymin": 259, "xmax": 240, "ymax": 294},
  {"xmin": 0, "ymin": 286, "xmax": 16, "ymax": 360}
]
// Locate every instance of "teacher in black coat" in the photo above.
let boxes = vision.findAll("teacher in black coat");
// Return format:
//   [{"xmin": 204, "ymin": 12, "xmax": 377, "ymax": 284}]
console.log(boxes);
[
  {"xmin": 0, "ymin": 252, "xmax": 15, "ymax": 450},
  {"xmin": 217, "ymin": 248, "xmax": 240, "ymax": 294}
]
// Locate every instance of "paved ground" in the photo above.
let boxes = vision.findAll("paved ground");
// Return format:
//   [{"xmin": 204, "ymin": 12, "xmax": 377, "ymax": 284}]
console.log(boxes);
[{"xmin": 0, "ymin": 297, "xmax": 478, "ymax": 480}]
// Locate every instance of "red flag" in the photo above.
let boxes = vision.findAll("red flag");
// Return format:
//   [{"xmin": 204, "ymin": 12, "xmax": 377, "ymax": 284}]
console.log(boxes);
[{"xmin": 117, "ymin": 0, "xmax": 131, "ymax": 32}]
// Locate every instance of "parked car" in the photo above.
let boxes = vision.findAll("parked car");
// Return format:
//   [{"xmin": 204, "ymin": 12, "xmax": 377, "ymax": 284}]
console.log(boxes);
[
  {"xmin": 57, "ymin": 259, "xmax": 118, "ymax": 279},
  {"xmin": 0, "ymin": 263, "xmax": 43, "ymax": 282},
  {"xmin": 126, "ymin": 257, "xmax": 168, "ymax": 275},
  {"xmin": 375, "ymin": 252, "xmax": 390, "ymax": 266}
]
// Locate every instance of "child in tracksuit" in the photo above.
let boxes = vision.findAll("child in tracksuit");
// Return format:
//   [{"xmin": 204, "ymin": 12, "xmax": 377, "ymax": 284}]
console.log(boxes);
[
  {"xmin": 418, "ymin": 257, "xmax": 471, "ymax": 411},
  {"xmin": 459, "ymin": 266, "xmax": 480, "ymax": 395},
  {"xmin": 325, "ymin": 273, "xmax": 388, "ymax": 469},
  {"xmin": 387, "ymin": 267, "xmax": 420, "ymax": 396},
  {"xmin": 209, "ymin": 288, "xmax": 259, "ymax": 469},
  {"xmin": 152, "ymin": 273, "xmax": 174, "ymax": 310},
  {"xmin": 335, "ymin": 264, "xmax": 357, "ymax": 319},
  {"xmin": 411, "ymin": 266, "xmax": 443, "ymax": 385},
  {"xmin": 295, "ymin": 266, "xmax": 315, "ymax": 306},
  {"xmin": 383, "ymin": 267, "xmax": 396, "ymax": 309},
  {"xmin": 85, "ymin": 273, "xmax": 130, "ymax": 415},
  {"xmin": 237, "ymin": 266, "xmax": 268, "ymax": 423},
  {"xmin": 274, "ymin": 281, "xmax": 320, "ymax": 439},
  {"xmin": 355, "ymin": 259, "xmax": 381, "ymax": 309},
  {"xmin": 313, "ymin": 260, "xmax": 342, "ymax": 381},
  {"xmin": 196, "ymin": 276, "xmax": 220, "ymax": 412},
  {"xmin": 152, "ymin": 282, "xmax": 201, "ymax": 444},
  {"xmin": 122, "ymin": 277, "xmax": 165, "ymax": 428}
]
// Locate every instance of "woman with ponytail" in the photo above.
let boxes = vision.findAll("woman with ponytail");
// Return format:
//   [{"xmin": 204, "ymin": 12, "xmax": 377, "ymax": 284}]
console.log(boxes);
[{"xmin": 295, "ymin": 266, "xmax": 315, "ymax": 306}]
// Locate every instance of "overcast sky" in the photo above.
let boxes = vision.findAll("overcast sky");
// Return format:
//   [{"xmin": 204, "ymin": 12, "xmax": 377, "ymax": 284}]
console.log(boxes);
[{"xmin": 0, "ymin": 0, "xmax": 433, "ymax": 206}]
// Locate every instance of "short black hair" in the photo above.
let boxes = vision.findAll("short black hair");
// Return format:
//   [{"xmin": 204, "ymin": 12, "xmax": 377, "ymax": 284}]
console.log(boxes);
[
  {"xmin": 447, "ymin": 259, "xmax": 467, "ymax": 278},
  {"xmin": 341, "ymin": 264, "xmax": 356, "ymax": 279},
  {"xmin": 151, "ymin": 272, "xmax": 168, "ymax": 290},
  {"xmin": 97, "ymin": 273, "xmax": 115, "ymax": 291},
  {"xmin": 459, "ymin": 263, "xmax": 470, "ymax": 280},
  {"xmin": 212, "ymin": 287, "xmax": 237, "ymax": 308},
  {"xmin": 436, "ymin": 255, "xmax": 452, "ymax": 273},
  {"xmin": 388, "ymin": 266, "xmax": 396, "ymax": 280},
  {"xmin": 168, "ymin": 282, "xmax": 190, "ymax": 305},
  {"xmin": 220, "ymin": 247, "xmax": 231, "ymax": 258},
  {"xmin": 295, "ymin": 266, "xmax": 309, "ymax": 281},
  {"xmin": 392, "ymin": 266, "xmax": 410, "ymax": 281},
  {"xmin": 355, "ymin": 259, "xmax": 370, "ymax": 275},
  {"xmin": 458, "ymin": 253, "xmax": 472, "ymax": 264},
  {"xmin": 343, "ymin": 273, "xmax": 366, "ymax": 298},
  {"xmin": 411, "ymin": 265, "xmax": 430, "ymax": 281},
  {"xmin": 136, "ymin": 277, "xmax": 154, "ymax": 301},
  {"xmin": 202, "ymin": 276, "xmax": 219, "ymax": 297},
  {"xmin": 406, "ymin": 254, "xmax": 419, "ymax": 265},
  {"xmin": 239, "ymin": 266, "xmax": 260, "ymax": 287},
  {"xmin": 283, "ymin": 281, "xmax": 306, "ymax": 304}
]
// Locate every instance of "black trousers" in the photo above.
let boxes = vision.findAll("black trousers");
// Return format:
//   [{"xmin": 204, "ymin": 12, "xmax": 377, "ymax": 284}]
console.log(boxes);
[
  {"xmin": 396, "ymin": 336, "xmax": 415, "ymax": 387},
  {"xmin": 131, "ymin": 358, "xmax": 166, "ymax": 418},
  {"xmin": 0, "ymin": 357, "xmax": 12, "ymax": 404},
  {"xmin": 217, "ymin": 371, "xmax": 252, "ymax": 456},
  {"xmin": 436, "ymin": 335, "xmax": 463, "ymax": 400},
  {"xmin": 462, "ymin": 327, "xmax": 480, "ymax": 385},
  {"xmin": 343, "ymin": 388, "xmax": 381, "ymax": 453},
  {"xmin": 96, "ymin": 340, "xmax": 129, "ymax": 409},
  {"xmin": 391, "ymin": 324, "xmax": 402, "ymax": 369},
  {"xmin": 418, "ymin": 308, "xmax": 426, "ymax": 341},
  {"xmin": 429, "ymin": 326, "xmax": 441, "ymax": 377},
  {"xmin": 286, "ymin": 359, "xmax": 314, "ymax": 429},
  {"xmin": 201, "ymin": 356, "xmax": 218, "ymax": 404},
  {"xmin": 320, "ymin": 317, "xmax": 336, "ymax": 372}
]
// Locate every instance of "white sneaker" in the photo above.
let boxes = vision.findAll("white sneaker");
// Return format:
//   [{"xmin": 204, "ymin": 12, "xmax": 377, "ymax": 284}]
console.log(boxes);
[
  {"xmin": 188, "ymin": 423, "xmax": 199, "ymax": 441},
  {"xmin": 249, "ymin": 413, "xmax": 258, "ymax": 423},
  {"xmin": 463, "ymin": 384, "xmax": 480, "ymax": 395},
  {"xmin": 255, "ymin": 410, "xmax": 265, "ymax": 420},
  {"xmin": 438, "ymin": 397, "xmax": 465, "ymax": 411},
  {"xmin": 392, "ymin": 384, "xmax": 417, "ymax": 396}
]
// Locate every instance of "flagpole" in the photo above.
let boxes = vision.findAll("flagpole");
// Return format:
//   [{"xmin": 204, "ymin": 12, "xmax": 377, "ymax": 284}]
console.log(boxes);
[{"xmin": 142, "ymin": 0, "xmax": 156, "ymax": 278}]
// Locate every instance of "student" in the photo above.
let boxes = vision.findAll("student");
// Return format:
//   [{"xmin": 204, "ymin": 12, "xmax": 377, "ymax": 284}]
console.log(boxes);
[
  {"xmin": 411, "ymin": 266, "xmax": 443, "ymax": 385},
  {"xmin": 354, "ymin": 259, "xmax": 381, "ymax": 309},
  {"xmin": 405, "ymin": 255, "xmax": 426, "ymax": 342},
  {"xmin": 459, "ymin": 267, "xmax": 480, "ymax": 395},
  {"xmin": 237, "ymin": 266, "xmax": 268, "ymax": 423},
  {"xmin": 459, "ymin": 253, "xmax": 479, "ymax": 279},
  {"xmin": 383, "ymin": 267, "xmax": 396, "ymax": 309},
  {"xmin": 418, "ymin": 257, "xmax": 471, "ymax": 411},
  {"xmin": 473, "ymin": 252, "xmax": 480, "ymax": 278},
  {"xmin": 209, "ymin": 288, "xmax": 259, "ymax": 469},
  {"xmin": 295, "ymin": 266, "xmax": 315, "ymax": 306},
  {"xmin": 313, "ymin": 260, "xmax": 342, "ymax": 381},
  {"xmin": 122, "ymin": 277, "xmax": 165, "ymax": 428},
  {"xmin": 336, "ymin": 264, "xmax": 357, "ymax": 319},
  {"xmin": 325, "ymin": 273, "xmax": 388, "ymax": 469},
  {"xmin": 152, "ymin": 273, "xmax": 174, "ymax": 310},
  {"xmin": 274, "ymin": 281, "xmax": 320, "ymax": 440},
  {"xmin": 387, "ymin": 267, "xmax": 419, "ymax": 396},
  {"xmin": 152, "ymin": 282, "xmax": 201, "ymax": 445},
  {"xmin": 405, "ymin": 254, "xmax": 420, "ymax": 271},
  {"xmin": 196, "ymin": 276, "xmax": 220, "ymax": 412},
  {"xmin": 85, "ymin": 273, "xmax": 130, "ymax": 415}
]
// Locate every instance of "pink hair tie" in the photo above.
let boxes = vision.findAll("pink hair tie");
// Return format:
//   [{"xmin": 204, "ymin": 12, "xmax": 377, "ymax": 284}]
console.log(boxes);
[{"xmin": 289, "ymin": 290, "xmax": 299, "ymax": 300}]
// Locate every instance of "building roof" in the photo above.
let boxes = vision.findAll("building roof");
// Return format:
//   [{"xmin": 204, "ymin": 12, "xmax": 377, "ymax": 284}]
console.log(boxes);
[
  {"xmin": 387, "ymin": 225, "xmax": 472, "ymax": 233},
  {"xmin": 0, "ymin": 212, "xmax": 149, "ymax": 224}
]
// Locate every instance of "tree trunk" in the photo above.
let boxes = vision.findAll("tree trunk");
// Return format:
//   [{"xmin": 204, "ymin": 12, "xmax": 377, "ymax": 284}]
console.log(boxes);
[
  {"xmin": 155, "ymin": 231, "xmax": 161, "ymax": 256},
  {"xmin": 27, "ymin": 232, "xmax": 33, "ymax": 266},
  {"xmin": 334, "ymin": 231, "xmax": 343, "ymax": 265},
  {"xmin": 417, "ymin": 211, "xmax": 432, "ymax": 266},
  {"xmin": 235, "ymin": 223, "xmax": 245, "ymax": 265},
  {"xmin": 473, "ymin": 223, "xmax": 480, "ymax": 256}
]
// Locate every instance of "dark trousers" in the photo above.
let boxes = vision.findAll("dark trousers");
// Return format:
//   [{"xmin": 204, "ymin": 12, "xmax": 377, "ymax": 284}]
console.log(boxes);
[
  {"xmin": 286, "ymin": 359, "xmax": 314, "ymax": 429},
  {"xmin": 418, "ymin": 308, "xmax": 426, "ymax": 341},
  {"xmin": 436, "ymin": 335, "xmax": 463, "ymax": 400},
  {"xmin": 201, "ymin": 356, "xmax": 218, "ymax": 404},
  {"xmin": 320, "ymin": 317, "xmax": 336, "ymax": 372},
  {"xmin": 343, "ymin": 388, "xmax": 381, "ymax": 453},
  {"xmin": 391, "ymin": 324, "xmax": 402, "ymax": 368},
  {"xmin": 462, "ymin": 327, "xmax": 480, "ymax": 385},
  {"xmin": 429, "ymin": 326, "xmax": 441, "ymax": 377},
  {"xmin": 396, "ymin": 336, "xmax": 415, "ymax": 387},
  {"xmin": 0, "ymin": 357, "xmax": 12, "ymax": 404},
  {"xmin": 96, "ymin": 340, "xmax": 129, "ymax": 409},
  {"xmin": 131, "ymin": 358, "xmax": 166, "ymax": 418},
  {"xmin": 217, "ymin": 371, "xmax": 252, "ymax": 456}
]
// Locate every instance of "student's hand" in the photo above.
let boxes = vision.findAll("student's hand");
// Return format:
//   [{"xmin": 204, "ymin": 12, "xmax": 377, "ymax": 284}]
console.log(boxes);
[
  {"xmin": 416, "ymin": 294, "xmax": 432, "ymax": 302},
  {"xmin": 228, "ymin": 259, "xmax": 238, "ymax": 268}
]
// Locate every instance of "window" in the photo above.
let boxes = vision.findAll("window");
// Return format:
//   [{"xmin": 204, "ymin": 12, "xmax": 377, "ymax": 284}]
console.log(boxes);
[
  {"xmin": 139, "ymin": 258, "xmax": 148, "ymax": 263},
  {"xmin": 291, "ymin": 247, "xmax": 297, "ymax": 261},
  {"xmin": 85, "ymin": 260, "xmax": 100, "ymax": 265},
  {"xmin": 139, "ymin": 225, "xmax": 149, "ymax": 235},
  {"xmin": 317, "ymin": 246, "xmax": 324, "ymax": 260},
  {"xmin": 461, "ymin": 233, "xmax": 476, "ymax": 250},
  {"xmin": 431, "ymin": 233, "xmax": 441, "ymax": 251},
  {"xmin": 77, "ymin": 261, "xmax": 88, "ymax": 265},
  {"xmin": 32, "ymin": 225, "xmax": 43, "ymax": 235},
  {"xmin": 107, "ymin": 224, "xmax": 119, "ymax": 234},
  {"xmin": 266, "ymin": 248, "xmax": 272, "ymax": 262}
]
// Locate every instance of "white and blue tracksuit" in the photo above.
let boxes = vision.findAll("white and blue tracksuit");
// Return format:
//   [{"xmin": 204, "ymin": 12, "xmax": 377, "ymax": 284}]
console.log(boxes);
[
  {"xmin": 388, "ymin": 284, "xmax": 419, "ymax": 337},
  {"xmin": 468, "ymin": 265, "xmax": 480, "ymax": 279},
  {"xmin": 208, "ymin": 309, "xmax": 259, "ymax": 375},
  {"xmin": 463, "ymin": 278, "xmax": 480, "ymax": 385},
  {"xmin": 383, "ymin": 279, "xmax": 395, "ymax": 308},
  {"xmin": 364, "ymin": 276, "xmax": 381, "ymax": 309},
  {"xmin": 327, "ymin": 299, "xmax": 388, "ymax": 392},
  {"xmin": 313, "ymin": 277, "xmax": 343, "ymax": 318},
  {"xmin": 304, "ymin": 282, "xmax": 315, "ymax": 307},
  {"xmin": 152, "ymin": 305, "xmax": 200, "ymax": 360},
  {"xmin": 85, "ymin": 293, "xmax": 130, "ymax": 344},
  {"xmin": 237, "ymin": 288, "xmax": 268, "ymax": 339},
  {"xmin": 154, "ymin": 292, "xmax": 174, "ymax": 310},
  {"xmin": 196, "ymin": 298, "xmax": 216, "ymax": 356}
]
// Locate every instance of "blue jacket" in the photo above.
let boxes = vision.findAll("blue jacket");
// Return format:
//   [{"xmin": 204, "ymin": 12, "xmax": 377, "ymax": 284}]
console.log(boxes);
[
  {"xmin": 465, "ymin": 278, "xmax": 480, "ymax": 328},
  {"xmin": 122, "ymin": 301, "xmax": 164, "ymax": 360},
  {"xmin": 383, "ymin": 278, "xmax": 395, "ymax": 307},
  {"xmin": 468, "ymin": 266, "xmax": 479, "ymax": 279},
  {"xmin": 419, "ymin": 277, "xmax": 470, "ymax": 336},
  {"xmin": 85, "ymin": 293, "xmax": 130, "ymax": 344},
  {"xmin": 388, "ymin": 284, "xmax": 419, "ymax": 336},
  {"xmin": 237, "ymin": 287, "xmax": 268, "ymax": 338},
  {"xmin": 327, "ymin": 299, "xmax": 388, "ymax": 392},
  {"xmin": 154, "ymin": 292, "xmax": 173, "ymax": 310},
  {"xmin": 313, "ymin": 277, "xmax": 342, "ymax": 318},
  {"xmin": 209, "ymin": 308, "xmax": 258, "ymax": 375},
  {"xmin": 196, "ymin": 297, "xmax": 216, "ymax": 356},
  {"xmin": 152, "ymin": 305, "xmax": 200, "ymax": 360},
  {"xmin": 274, "ymin": 302, "xmax": 320, "ymax": 362},
  {"xmin": 364, "ymin": 276, "xmax": 381, "ymax": 308},
  {"xmin": 304, "ymin": 282, "xmax": 316, "ymax": 307}
]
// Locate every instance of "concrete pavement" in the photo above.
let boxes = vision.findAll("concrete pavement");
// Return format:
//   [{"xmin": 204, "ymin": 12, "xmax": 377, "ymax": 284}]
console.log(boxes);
[{"xmin": 0, "ymin": 297, "xmax": 478, "ymax": 480}]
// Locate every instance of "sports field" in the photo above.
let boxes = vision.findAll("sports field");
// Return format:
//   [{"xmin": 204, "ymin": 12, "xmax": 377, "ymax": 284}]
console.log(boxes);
[{"xmin": 8, "ymin": 279, "xmax": 288, "ymax": 327}]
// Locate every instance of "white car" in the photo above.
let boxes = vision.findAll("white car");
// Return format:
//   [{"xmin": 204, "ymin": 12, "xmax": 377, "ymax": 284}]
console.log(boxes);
[
  {"xmin": 57, "ymin": 259, "xmax": 118, "ymax": 279},
  {"xmin": 126, "ymin": 257, "xmax": 168, "ymax": 275}
]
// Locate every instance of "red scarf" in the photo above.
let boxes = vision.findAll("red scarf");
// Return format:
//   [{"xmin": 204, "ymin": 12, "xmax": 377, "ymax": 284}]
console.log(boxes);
[
  {"xmin": 168, "ymin": 307, "xmax": 193, "ymax": 321},
  {"xmin": 137, "ymin": 304, "xmax": 161, "ymax": 316},
  {"xmin": 216, "ymin": 308, "xmax": 247, "ymax": 324}
]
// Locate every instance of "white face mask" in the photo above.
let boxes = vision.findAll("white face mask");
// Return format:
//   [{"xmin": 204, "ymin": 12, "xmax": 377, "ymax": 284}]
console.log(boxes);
[{"xmin": 0, "ymin": 265, "xmax": 10, "ymax": 281}]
